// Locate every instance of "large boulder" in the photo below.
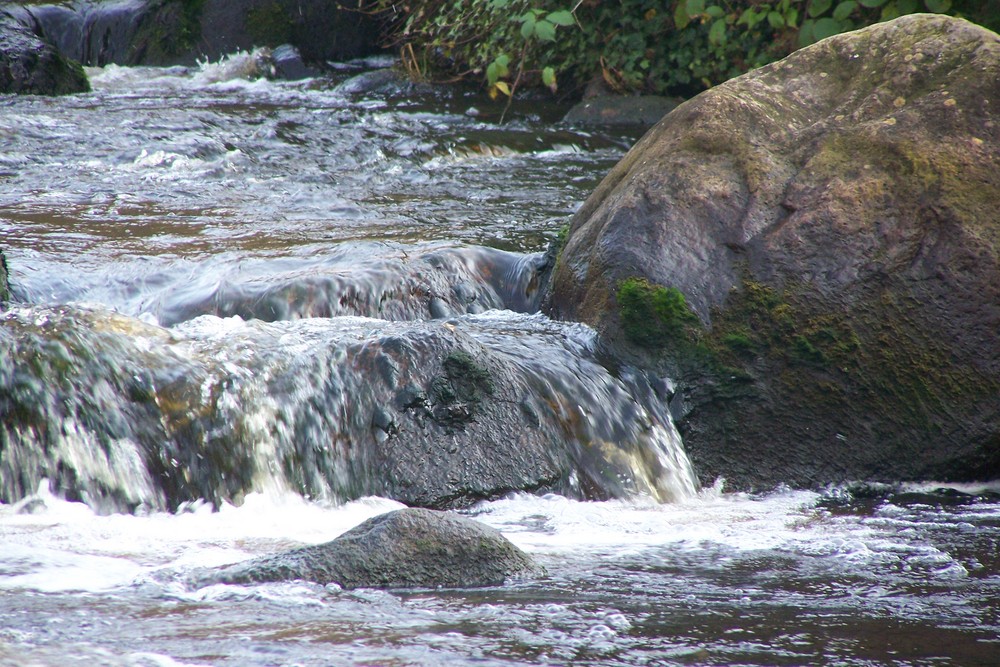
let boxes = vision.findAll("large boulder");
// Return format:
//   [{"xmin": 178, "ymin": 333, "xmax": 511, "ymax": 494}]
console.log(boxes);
[
  {"xmin": 0, "ymin": 11, "xmax": 89, "ymax": 94},
  {"xmin": 544, "ymin": 15, "xmax": 1000, "ymax": 490},
  {"xmin": 200, "ymin": 508, "xmax": 542, "ymax": 589}
]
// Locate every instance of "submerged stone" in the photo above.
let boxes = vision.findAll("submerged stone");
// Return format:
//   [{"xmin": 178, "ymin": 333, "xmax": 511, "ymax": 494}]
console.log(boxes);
[
  {"xmin": 202, "ymin": 508, "xmax": 542, "ymax": 589},
  {"xmin": 545, "ymin": 15, "xmax": 1000, "ymax": 490},
  {"xmin": 563, "ymin": 95, "xmax": 682, "ymax": 128}
]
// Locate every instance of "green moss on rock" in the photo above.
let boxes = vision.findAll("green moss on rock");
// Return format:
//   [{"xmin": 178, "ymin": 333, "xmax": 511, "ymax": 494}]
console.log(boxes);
[
  {"xmin": 0, "ymin": 15, "xmax": 90, "ymax": 94},
  {"xmin": 617, "ymin": 277, "xmax": 699, "ymax": 349},
  {"xmin": 246, "ymin": 2, "xmax": 293, "ymax": 47},
  {"xmin": 128, "ymin": 0, "xmax": 205, "ymax": 64}
]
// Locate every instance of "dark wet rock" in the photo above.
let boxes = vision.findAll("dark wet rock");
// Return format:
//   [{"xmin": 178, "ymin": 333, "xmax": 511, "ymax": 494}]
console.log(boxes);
[
  {"xmin": 161, "ymin": 0, "xmax": 380, "ymax": 66},
  {"xmin": 0, "ymin": 250, "xmax": 10, "ymax": 303},
  {"xmin": 563, "ymin": 95, "xmax": 682, "ymax": 128},
  {"xmin": 0, "ymin": 303, "xmax": 694, "ymax": 513},
  {"xmin": 268, "ymin": 44, "xmax": 319, "ymax": 80},
  {"xmin": 9, "ymin": 0, "xmax": 380, "ymax": 68},
  {"xmin": 201, "ymin": 508, "xmax": 542, "ymax": 589},
  {"xmin": 334, "ymin": 66, "xmax": 437, "ymax": 97},
  {"xmin": 545, "ymin": 15, "xmax": 1000, "ymax": 491},
  {"xmin": 7, "ymin": 0, "xmax": 151, "ymax": 67},
  {"xmin": 0, "ymin": 11, "xmax": 89, "ymax": 94}
]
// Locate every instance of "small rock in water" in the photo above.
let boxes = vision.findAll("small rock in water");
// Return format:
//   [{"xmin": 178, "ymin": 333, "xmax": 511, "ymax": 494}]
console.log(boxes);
[
  {"xmin": 15, "ymin": 497, "xmax": 47, "ymax": 515},
  {"xmin": 198, "ymin": 508, "xmax": 543, "ymax": 589},
  {"xmin": 270, "ymin": 44, "xmax": 320, "ymax": 81}
]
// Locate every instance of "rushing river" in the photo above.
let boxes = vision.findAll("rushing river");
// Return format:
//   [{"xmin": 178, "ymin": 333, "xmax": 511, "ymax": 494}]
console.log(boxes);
[{"xmin": 2, "ymin": 54, "xmax": 999, "ymax": 667}]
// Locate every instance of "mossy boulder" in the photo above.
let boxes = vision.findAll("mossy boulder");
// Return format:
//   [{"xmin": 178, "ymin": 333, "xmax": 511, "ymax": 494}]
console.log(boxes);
[
  {"xmin": 0, "ymin": 11, "xmax": 89, "ymax": 94},
  {"xmin": 544, "ymin": 14, "xmax": 1000, "ymax": 490},
  {"xmin": 200, "ymin": 508, "xmax": 542, "ymax": 589}
]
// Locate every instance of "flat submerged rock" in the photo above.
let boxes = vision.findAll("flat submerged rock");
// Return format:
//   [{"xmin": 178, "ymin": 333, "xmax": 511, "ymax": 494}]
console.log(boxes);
[{"xmin": 200, "ymin": 508, "xmax": 543, "ymax": 589}]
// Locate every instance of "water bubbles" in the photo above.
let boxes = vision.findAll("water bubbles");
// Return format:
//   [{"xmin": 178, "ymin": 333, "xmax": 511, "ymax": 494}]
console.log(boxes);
[
  {"xmin": 128, "ymin": 652, "xmax": 208, "ymax": 667},
  {"xmin": 601, "ymin": 612, "xmax": 632, "ymax": 631},
  {"xmin": 583, "ymin": 623, "xmax": 617, "ymax": 644}
]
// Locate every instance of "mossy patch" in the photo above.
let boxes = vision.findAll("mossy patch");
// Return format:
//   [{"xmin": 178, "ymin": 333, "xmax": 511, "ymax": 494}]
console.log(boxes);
[
  {"xmin": 617, "ymin": 277, "xmax": 700, "ymax": 349},
  {"xmin": 430, "ymin": 351, "xmax": 495, "ymax": 428},
  {"xmin": 52, "ymin": 53, "xmax": 90, "ymax": 94},
  {"xmin": 129, "ymin": 0, "xmax": 205, "ymax": 63},
  {"xmin": 692, "ymin": 277, "xmax": 997, "ymax": 431},
  {"xmin": 554, "ymin": 224, "xmax": 570, "ymax": 252},
  {"xmin": 614, "ymin": 271, "xmax": 995, "ymax": 437},
  {"xmin": 694, "ymin": 279, "xmax": 860, "ymax": 370},
  {"xmin": 246, "ymin": 3, "xmax": 293, "ymax": 48}
]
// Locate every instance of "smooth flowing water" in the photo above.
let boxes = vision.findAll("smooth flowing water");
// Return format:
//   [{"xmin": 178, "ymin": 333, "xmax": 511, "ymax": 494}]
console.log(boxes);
[{"xmin": 2, "ymin": 55, "xmax": 999, "ymax": 667}]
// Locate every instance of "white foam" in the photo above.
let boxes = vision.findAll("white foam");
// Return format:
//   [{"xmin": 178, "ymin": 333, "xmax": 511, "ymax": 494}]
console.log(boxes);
[
  {"xmin": 128, "ymin": 653, "xmax": 210, "ymax": 667},
  {"xmin": 0, "ymin": 481, "xmax": 989, "ymax": 596},
  {"xmin": 191, "ymin": 50, "xmax": 275, "ymax": 87},
  {"xmin": 470, "ymin": 488, "xmax": 824, "ymax": 555},
  {"xmin": 0, "ymin": 487, "xmax": 403, "ymax": 593}
]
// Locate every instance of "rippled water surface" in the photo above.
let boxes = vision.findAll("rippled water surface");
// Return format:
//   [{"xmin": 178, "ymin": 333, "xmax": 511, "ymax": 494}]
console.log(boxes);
[
  {"xmin": 2, "ymin": 54, "xmax": 999, "ymax": 667},
  {"xmin": 1, "ymin": 54, "xmax": 631, "ymax": 310}
]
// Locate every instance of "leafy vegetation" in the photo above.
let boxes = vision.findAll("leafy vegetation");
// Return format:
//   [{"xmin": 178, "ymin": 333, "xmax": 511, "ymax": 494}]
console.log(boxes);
[{"xmin": 369, "ymin": 0, "xmax": 993, "ymax": 98}]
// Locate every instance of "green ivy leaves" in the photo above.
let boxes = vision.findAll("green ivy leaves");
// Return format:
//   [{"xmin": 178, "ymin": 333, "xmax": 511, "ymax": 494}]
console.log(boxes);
[
  {"xmin": 374, "ymin": 0, "xmax": 969, "ymax": 109},
  {"xmin": 799, "ymin": 0, "xmax": 953, "ymax": 46},
  {"xmin": 486, "ymin": 53, "xmax": 512, "ymax": 97},
  {"xmin": 542, "ymin": 66, "xmax": 557, "ymax": 88},
  {"xmin": 519, "ymin": 8, "xmax": 574, "ymax": 41},
  {"xmin": 486, "ymin": 53, "xmax": 510, "ymax": 86},
  {"xmin": 685, "ymin": 0, "xmax": 801, "ymax": 47},
  {"xmin": 833, "ymin": 2, "xmax": 857, "ymax": 20},
  {"xmin": 485, "ymin": 7, "xmax": 576, "ymax": 102}
]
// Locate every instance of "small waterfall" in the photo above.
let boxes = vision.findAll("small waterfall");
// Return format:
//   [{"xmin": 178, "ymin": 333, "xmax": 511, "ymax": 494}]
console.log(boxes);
[
  {"xmin": 0, "ymin": 300, "xmax": 697, "ymax": 514},
  {"xmin": 12, "ymin": 0, "xmax": 150, "ymax": 67},
  {"xmin": 147, "ymin": 244, "xmax": 549, "ymax": 327}
]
